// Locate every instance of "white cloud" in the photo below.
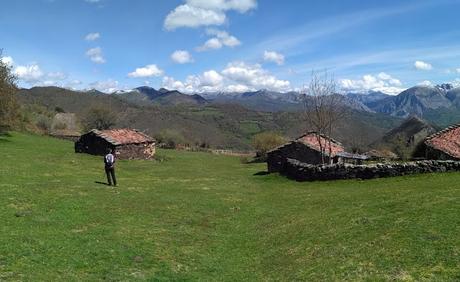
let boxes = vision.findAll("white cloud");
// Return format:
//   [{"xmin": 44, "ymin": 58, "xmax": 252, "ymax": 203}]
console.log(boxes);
[
  {"xmin": 88, "ymin": 79, "xmax": 119, "ymax": 93},
  {"xmin": 13, "ymin": 64, "xmax": 44, "ymax": 82},
  {"xmin": 171, "ymin": 50, "xmax": 193, "ymax": 64},
  {"xmin": 200, "ymin": 70, "xmax": 223, "ymax": 86},
  {"xmin": 197, "ymin": 29, "xmax": 241, "ymax": 51},
  {"xmin": 85, "ymin": 32, "xmax": 100, "ymax": 41},
  {"xmin": 418, "ymin": 80, "xmax": 433, "ymax": 87},
  {"xmin": 164, "ymin": 5, "xmax": 226, "ymax": 30},
  {"xmin": 164, "ymin": 0, "xmax": 256, "ymax": 30},
  {"xmin": 162, "ymin": 61, "xmax": 291, "ymax": 93},
  {"xmin": 128, "ymin": 64, "xmax": 163, "ymax": 78},
  {"xmin": 414, "ymin": 60, "xmax": 432, "ymax": 70},
  {"xmin": 0, "ymin": 56, "xmax": 14, "ymax": 66},
  {"xmin": 221, "ymin": 61, "xmax": 290, "ymax": 91},
  {"xmin": 197, "ymin": 38, "xmax": 223, "ymax": 51},
  {"xmin": 85, "ymin": 47, "xmax": 106, "ymax": 64},
  {"xmin": 339, "ymin": 73, "xmax": 404, "ymax": 95},
  {"xmin": 47, "ymin": 71, "xmax": 67, "ymax": 80},
  {"xmin": 263, "ymin": 51, "xmax": 285, "ymax": 65},
  {"xmin": 187, "ymin": 0, "xmax": 257, "ymax": 13}
]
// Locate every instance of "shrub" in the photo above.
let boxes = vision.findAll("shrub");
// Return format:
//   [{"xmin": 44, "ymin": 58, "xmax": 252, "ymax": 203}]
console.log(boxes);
[
  {"xmin": 252, "ymin": 132, "xmax": 286, "ymax": 160},
  {"xmin": 155, "ymin": 129, "xmax": 186, "ymax": 149},
  {"xmin": 36, "ymin": 116, "xmax": 52, "ymax": 133},
  {"xmin": 0, "ymin": 50, "xmax": 19, "ymax": 132},
  {"xmin": 83, "ymin": 107, "xmax": 117, "ymax": 131}
]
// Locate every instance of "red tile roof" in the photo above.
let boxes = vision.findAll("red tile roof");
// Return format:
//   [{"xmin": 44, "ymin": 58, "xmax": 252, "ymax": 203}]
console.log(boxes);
[
  {"xmin": 92, "ymin": 129, "xmax": 155, "ymax": 145},
  {"xmin": 425, "ymin": 124, "xmax": 460, "ymax": 159},
  {"xmin": 296, "ymin": 132, "xmax": 345, "ymax": 157}
]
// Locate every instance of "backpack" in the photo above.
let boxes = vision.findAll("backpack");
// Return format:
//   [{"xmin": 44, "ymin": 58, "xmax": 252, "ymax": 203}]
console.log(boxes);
[{"xmin": 105, "ymin": 154, "xmax": 114, "ymax": 166}]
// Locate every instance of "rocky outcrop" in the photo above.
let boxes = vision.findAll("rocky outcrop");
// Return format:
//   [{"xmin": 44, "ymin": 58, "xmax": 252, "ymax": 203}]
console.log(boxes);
[{"xmin": 281, "ymin": 158, "xmax": 460, "ymax": 181}]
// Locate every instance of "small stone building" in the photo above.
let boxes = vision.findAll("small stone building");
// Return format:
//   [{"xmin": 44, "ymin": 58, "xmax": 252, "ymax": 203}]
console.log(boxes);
[
  {"xmin": 424, "ymin": 124, "xmax": 460, "ymax": 160},
  {"xmin": 267, "ymin": 132, "xmax": 367, "ymax": 173},
  {"xmin": 75, "ymin": 129, "xmax": 155, "ymax": 159}
]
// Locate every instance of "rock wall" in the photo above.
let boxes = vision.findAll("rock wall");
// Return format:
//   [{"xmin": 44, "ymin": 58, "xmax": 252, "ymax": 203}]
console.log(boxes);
[{"xmin": 281, "ymin": 158, "xmax": 460, "ymax": 181}]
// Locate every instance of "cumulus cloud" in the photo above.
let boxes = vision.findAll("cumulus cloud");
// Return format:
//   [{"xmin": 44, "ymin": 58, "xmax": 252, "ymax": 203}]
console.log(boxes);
[
  {"xmin": 85, "ymin": 32, "xmax": 100, "ymax": 41},
  {"xmin": 221, "ymin": 61, "xmax": 290, "ymax": 91},
  {"xmin": 418, "ymin": 80, "xmax": 433, "ymax": 87},
  {"xmin": 13, "ymin": 64, "xmax": 44, "ymax": 83},
  {"xmin": 171, "ymin": 50, "xmax": 193, "ymax": 64},
  {"xmin": 128, "ymin": 64, "xmax": 163, "ymax": 78},
  {"xmin": 414, "ymin": 60, "xmax": 432, "ymax": 70},
  {"xmin": 162, "ymin": 61, "xmax": 291, "ymax": 93},
  {"xmin": 196, "ymin": 29, "xmax": 241, "ymax": 51},
  {"xmin": 187, "ymin": 0, "xmax": 257, "ymax": 13},
  {"xmin": 164, "ymin": 0, "xmax": 256, "ymax": 30},
  {"xmin": 164, "ymin": 5, "xmax": 226, "ymax": 30},
  {"xmin": 339, "ymin": 72, "xmax": 404, "ymax": 95},
  {"xmin": 85, "ymin": 47, "xmax": 106, "ymax": 64},
  {"xmin": 88, "ymin": 79, "xmax": 119, "ymax": 93},
  {"xmin": 263, "ymin": 51, "xmax": 284, "ymax": 65},
  {"xmin": 0, "ymin": 56, "xmax": 14, "ymax": 66},
  {"xmin": 47, "ymin": 71, "xmax": 67, "ymax": 80}
]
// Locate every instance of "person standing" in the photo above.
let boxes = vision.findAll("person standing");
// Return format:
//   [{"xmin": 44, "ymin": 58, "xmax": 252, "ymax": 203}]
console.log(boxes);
[{"xmin": 104, "ymin": 148, "xmax": 117, "ymax": 186}]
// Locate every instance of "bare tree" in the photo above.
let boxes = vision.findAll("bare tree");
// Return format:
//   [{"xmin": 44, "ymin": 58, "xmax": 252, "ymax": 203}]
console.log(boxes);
[{"xmin": 302, "ymin": 71, "xmax": 348, "ymax": 164}]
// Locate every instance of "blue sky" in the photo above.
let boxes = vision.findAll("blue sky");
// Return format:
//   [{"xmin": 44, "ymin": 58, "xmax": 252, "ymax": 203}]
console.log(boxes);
[{"xmin": 2, "ymin": 0, "xmax": 460, "ymax": 94}]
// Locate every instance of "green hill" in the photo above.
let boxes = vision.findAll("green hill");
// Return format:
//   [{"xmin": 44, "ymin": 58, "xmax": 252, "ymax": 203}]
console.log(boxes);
[
  {"xmin": 17, "ymin": 86, "xmax": 401, "ymax": 150},
  {"xmin": 2, "ymin": 133, "xmax": 460, "ymax": 280}
]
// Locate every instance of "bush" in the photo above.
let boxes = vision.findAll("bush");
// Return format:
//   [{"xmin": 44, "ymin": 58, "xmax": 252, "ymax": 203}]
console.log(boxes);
[
  {"xmin": 36, "ymin": 116, "xmax": 52, "ymax": 133},
  {"xmin": 252, "ymin": 132, "xmax": 286, "ymax": 160},
  {"xmin": 0, "ymin": 50, "xmax": 19, "ymax": 132},
  {"xmin": 83, "ymin": 107, "xmax": 117, "ymax": 131},
  {"xmin": 155, "ymin": 129, "xmax": 186, "ymax": 149},
  {"xmin": 54, "ymin": 106, "xmax": 65, "ymax": 113}
]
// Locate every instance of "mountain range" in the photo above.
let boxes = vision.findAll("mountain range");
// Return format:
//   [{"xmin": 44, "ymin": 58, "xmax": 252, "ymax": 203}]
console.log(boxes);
[
  {"xmin": 108, "ymin": 83, "xmax": 460, "ymax": 127},
  {"xmin": 17, "ymin": 86, "xmax": 402, "ymax": 150}
]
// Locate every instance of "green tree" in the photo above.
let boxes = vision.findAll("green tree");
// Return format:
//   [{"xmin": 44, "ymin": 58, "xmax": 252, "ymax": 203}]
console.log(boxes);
[
  {"xmin": 83, "ymin": 107, "xmax": 117, "ymax": 131},
  {"xmin": 252, "ymin": 132, "xmax": 286, "ymax": 160},
  {"xmin": 155, "ymin": 129, "xmax": 186, "ymax": 149},
  {"xmin": 0, "ymin": 50, "xmax": 19, "ymax": 132}
]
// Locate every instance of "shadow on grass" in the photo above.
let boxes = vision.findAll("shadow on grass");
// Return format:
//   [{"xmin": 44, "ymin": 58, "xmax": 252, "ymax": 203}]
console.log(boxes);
[
  {"xmin": 94, "ymin": 181, "xmax": 110, "ymax": 186},
  {"xmin": 0, "ymin": 132, "xmax": 12, "ymax": 143},
  {"xmin": 253, "ymin": 171, "xmax": 270, "ymax": 176}
]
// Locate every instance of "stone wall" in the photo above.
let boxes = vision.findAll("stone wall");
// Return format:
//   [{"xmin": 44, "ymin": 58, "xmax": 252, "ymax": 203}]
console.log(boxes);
[
  {"xmin": 280, "ymin": 158, "xmax": 460, "ymax": 181},
  {"xmin": 116, "ymin": 143, "xmax": 155, "ymax": 160}
]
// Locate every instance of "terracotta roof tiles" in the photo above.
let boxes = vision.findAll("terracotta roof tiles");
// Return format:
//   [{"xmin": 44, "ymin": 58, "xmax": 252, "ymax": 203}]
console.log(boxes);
[
  {"xmin": 92, "ymin": 129, "xmax": 155, "ymax": 146},
  {"xmin": 425, "ymin": 124, "xmax": 460, "ymax": 159}
]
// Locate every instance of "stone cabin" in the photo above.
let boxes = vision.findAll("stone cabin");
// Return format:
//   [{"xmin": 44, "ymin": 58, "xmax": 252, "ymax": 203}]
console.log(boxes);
[
  {"xmin": 424, "ymin": 124, "xmax": 460, "ymax": 160},
  {"xmin": 75, "ymin": 129, "xmax": 156, "ymax": 159},
  {"xmin": 267, "ymin": 132, "xmax": 367, "ymax": 173}
]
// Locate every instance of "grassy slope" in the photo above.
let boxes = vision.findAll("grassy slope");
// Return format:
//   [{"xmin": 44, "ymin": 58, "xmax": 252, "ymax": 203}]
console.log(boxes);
[{"xmin": 1, "ymin": 133, "xmax": 460, "ymax": 280}]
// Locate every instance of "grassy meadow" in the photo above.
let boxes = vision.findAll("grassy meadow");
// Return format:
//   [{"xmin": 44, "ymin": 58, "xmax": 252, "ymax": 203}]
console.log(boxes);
[{"xmin": 1, "ymin": 132, "xmax": 460, "ymax": 280}]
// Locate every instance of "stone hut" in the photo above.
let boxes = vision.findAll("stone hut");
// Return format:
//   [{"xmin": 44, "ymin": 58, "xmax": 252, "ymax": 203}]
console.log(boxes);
[
  {"xmin": 267, "ymin": 132, "xmax": 367, "ymax": 173},
  {"xmin": 75, "ymin": 129, "xmax": 155, "ymax": 159},
  {"xmin": 424, "ymin": 124, "xmax": 460, "ymax": 160}
]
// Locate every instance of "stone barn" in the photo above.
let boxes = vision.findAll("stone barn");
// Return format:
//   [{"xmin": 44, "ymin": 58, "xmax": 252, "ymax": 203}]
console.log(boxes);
[
  {"xmin": 75, "ymin": 129, "xmax": 155, "ymax": 159},
  {"xmin": 267, "ymin": 132, "xmax": 367, "ymax": 173},
  {"xmin": 424, "ymin": 124, "xmax": 460, "ymax": 160}
]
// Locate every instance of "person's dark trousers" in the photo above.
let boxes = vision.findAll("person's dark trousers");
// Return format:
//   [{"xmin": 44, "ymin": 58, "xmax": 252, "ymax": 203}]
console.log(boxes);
[{"xmin": 105, "ymin": 166, "xmax": 117, "ymax": 186}]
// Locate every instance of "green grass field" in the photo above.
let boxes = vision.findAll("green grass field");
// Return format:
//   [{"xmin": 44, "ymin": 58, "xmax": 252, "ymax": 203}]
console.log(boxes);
[{"xmin": 1, "ymin": 133, "xmax": 460, "ymax": 280}]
